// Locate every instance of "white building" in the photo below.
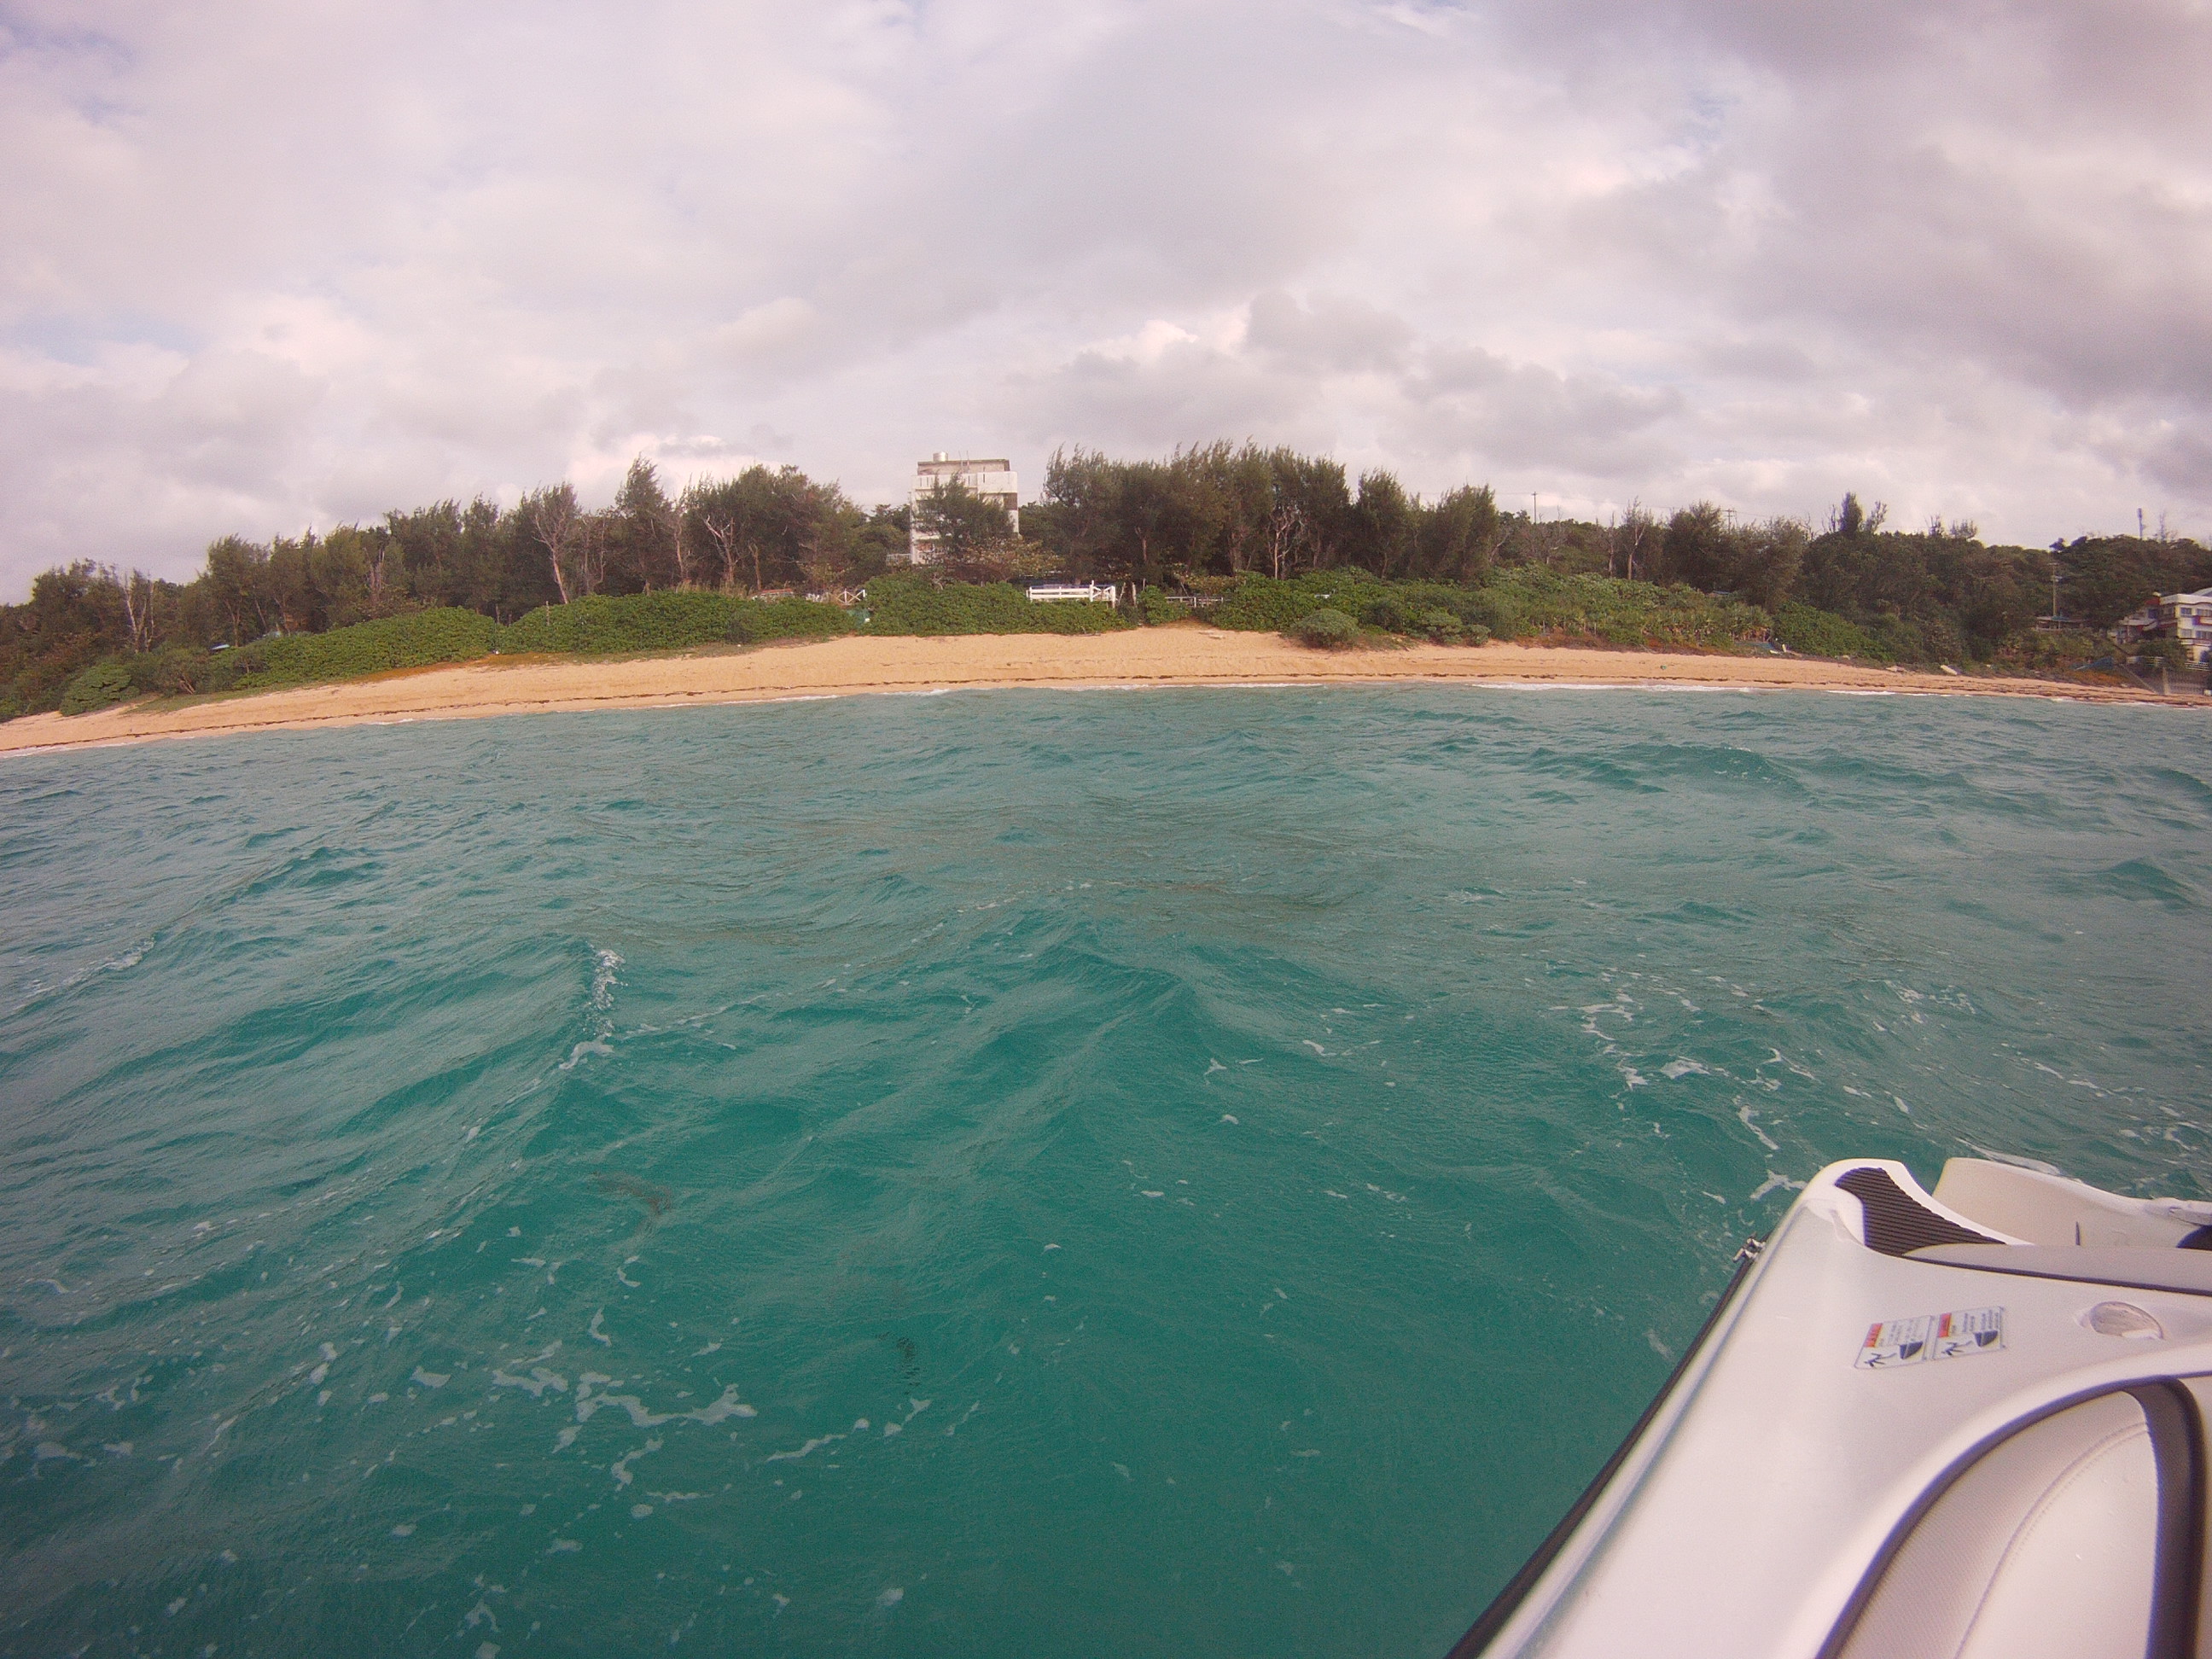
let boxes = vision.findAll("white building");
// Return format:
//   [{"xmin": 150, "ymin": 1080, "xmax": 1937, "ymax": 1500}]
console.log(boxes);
[
  {"xmin": 907, "ymin": 453, "xmax": 1019, "ymax": 563},
  {"xmin": 2115, "ymin": 587, "xmax": 2212, "ymax": 664}
]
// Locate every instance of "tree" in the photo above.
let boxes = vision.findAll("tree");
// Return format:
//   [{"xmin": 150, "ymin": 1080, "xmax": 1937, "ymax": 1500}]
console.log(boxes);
[
  {"xmin": 1658, "ymin": 504, "xmax": 1732, "ymax": 591},
  {"xmin": 1727, "ymin": 517, "xmax": 1808, "ymax": 611},
  {"xmin": 521, "ymin": 485, "xmax": 582, "ymax": 605},
  {"xmin": 96, "ymin": 563, "xmax": 159, "ymax": 653},
  {"xmin": 914, "ymin": 477, "xmax": 1018, "ymax": 574},
  {"xmin": 1350, "ymin": 470, "xmax": 1415, "ymax": 577},
  {"xmin": 573, "ymin": 509, "xmax": 617, "ymax": 597},
  {"xmin": 1610, "ymin": 501, "xmax": 1655, "ymax": 581},
  {"xmin": 1414, "ymin": 486, "xmax": 1501, "ymax": 583},
  {"xmin": 202, "ymin": 536, "xmax": 279, "ymax": 643},
  {"xmin": 1829, "ymin": 492, "xmax": 1888, "ymax": 538},
  {"xmin": 681, "ymin": 465, "xmax": 853, "ymax": 592},
  {"xmin": 1267, "ymin": 451, "xmax": 1352, "ymax": 572},
  {"xmin": 615, "ymin": 457, "xmax": 683, "ymax": 590}
]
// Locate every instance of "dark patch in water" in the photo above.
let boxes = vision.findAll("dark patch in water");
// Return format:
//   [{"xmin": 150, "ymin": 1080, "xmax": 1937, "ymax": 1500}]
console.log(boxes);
[
  {"xmin": 591, "ymin": 1172, "xmax": 671, "ymax": 1216},
  {"xmin": 878, "ymin": 1332, "xmax": 921, "ymax": 1383}
]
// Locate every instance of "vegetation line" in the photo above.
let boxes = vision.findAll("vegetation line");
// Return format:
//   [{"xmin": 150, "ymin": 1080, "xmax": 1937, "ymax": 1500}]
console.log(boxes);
[{"xmin": 7, "ymin": 445, "xmax": 2204, "ymax": 719}]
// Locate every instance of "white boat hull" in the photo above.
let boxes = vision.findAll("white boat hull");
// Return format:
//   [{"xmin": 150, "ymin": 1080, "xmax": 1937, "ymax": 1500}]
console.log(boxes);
[{"xmin": 1457, "ymin": 1157, "xmax": 2212, "ymax": 1658}]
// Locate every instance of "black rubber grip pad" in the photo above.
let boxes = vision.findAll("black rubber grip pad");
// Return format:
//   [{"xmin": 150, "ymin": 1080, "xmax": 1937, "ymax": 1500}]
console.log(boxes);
[{"xmin": 1836, "ymin": 1167, "xmax": 2003, "ymax": 1255}]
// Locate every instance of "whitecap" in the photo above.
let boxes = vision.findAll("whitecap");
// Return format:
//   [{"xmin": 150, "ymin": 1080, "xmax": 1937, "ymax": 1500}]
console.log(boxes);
[
  {"xmin": 678, "ymin": 1385, "xmax": 755, "ymax": 1423},
  {"xmin": 764, "ymin": 1434, "xmax": 841, "ymax": 1463},
  {"xmin": 490, "ymin": 1367, "xmax": 568, "ymax": 1397},
  {"xmin": 610, "ymin": 1437, "xmax": 661, "ymax": 1486},
  {"xmin": 591, "ymin": 949, "xmax": 623, "ymax": 1010},
  {"xmin": 1736, "ymin": 1103, "xmax": 1778, "ymax": 1152}
]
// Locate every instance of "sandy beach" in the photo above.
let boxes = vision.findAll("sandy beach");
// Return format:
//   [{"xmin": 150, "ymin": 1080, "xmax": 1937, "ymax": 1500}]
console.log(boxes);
[{"xmin": 0, "ymin": 629, "xmax": 2194, "ymax": 755}]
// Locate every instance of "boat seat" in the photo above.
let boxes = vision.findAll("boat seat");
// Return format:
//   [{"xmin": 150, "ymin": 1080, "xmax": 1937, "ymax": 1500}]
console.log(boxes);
[{"xmin": 1835, "ymin": 1390, "xmax": 2157, "ymax": 1659}]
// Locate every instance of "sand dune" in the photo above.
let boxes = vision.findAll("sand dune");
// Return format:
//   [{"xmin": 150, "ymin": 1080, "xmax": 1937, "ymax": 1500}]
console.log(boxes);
[{"xmin": 0, "ymin": 628, "xmax": 2189, "ymax": 755}]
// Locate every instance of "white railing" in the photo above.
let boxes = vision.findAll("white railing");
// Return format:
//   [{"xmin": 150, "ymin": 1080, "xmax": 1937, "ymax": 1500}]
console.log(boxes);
[{"xmin": 1027, "ymin": 582, "xmax": 1120, "ymax": 603}]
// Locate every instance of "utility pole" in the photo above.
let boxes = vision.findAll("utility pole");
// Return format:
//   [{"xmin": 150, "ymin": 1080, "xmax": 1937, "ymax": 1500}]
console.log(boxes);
[{"xmin": 2139, "ymin": 508, "xmax": 2147, "ymax": 539}]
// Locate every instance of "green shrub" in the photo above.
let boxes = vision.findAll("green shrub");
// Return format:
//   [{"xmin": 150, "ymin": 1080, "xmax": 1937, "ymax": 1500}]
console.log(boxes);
[
  {"xmin": 1207, "ymin": 568, "xmax": 1772, "ymax": 649},
  {"xmin": 496, "ymin": 591, "xmax": 850, "ymax": 655},
  {"xmin": 1295, "ymin": 608, "xmax": 1360, "ymax": 649},
  {"xmin": 123, "ymin": 643, "xmax": 240, "ymax": 696},
  {"xmin": 860, "ymin": 575, "xmax": 1131, "ymax": 636},
  {"xmin": 236, "ymin": 608, "xmax": 503, "ymax": 688},
  {"xmin": 1476, "ymin": 568, "xmax": 1761, "ymax": 649},
  {"xmin": 1413, "ymin": 608, "xmax": 1487, "ymax": 644},
  {"xmin": 728, "ymin": 597, "xmax": 853, "ymax": 646},
  {"xmin": 1770, "ymin": 602, "xmax": 1892, "ymax": 661},
  {"xmin": 60, "ymin": 658, "xmax": 137, "ymax": 714},
  {"xmin": 1458, "ymin": 587, "xmax": 1527, "ymax": 641},
  {"xmin": 1207, "ymin": 572, "xmax": 1383, "ymax": 632},
  {"xmin": 1139, "ymin": 587, "xmax": 1194, "ymax": 625}
]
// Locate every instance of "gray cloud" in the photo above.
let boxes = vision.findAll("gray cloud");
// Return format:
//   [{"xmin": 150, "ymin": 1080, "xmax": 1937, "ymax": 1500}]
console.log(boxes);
[{"xmin": 1, "ymin": 0, "xmax": 2206, "ymax": 594}]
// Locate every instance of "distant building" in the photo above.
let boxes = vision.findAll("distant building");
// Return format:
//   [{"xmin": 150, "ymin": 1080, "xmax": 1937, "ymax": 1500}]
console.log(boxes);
[
  {"xmin": 907, "ymin": 453, "xmax": 1019, "ymax": 564},
  {"xmin": 2115, "ymin": 588, "xmax": 2212, "ymax": 664}
]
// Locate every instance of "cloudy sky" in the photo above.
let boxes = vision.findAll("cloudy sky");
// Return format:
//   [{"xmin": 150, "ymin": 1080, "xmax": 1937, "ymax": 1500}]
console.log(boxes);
[{"xmin": 3, "ymin": 0, "xmax": 2207, "ymax": 594}]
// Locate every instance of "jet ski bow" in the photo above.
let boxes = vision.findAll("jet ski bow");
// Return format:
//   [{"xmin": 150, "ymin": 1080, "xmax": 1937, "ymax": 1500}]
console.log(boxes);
[{"xmin": 1455, "ymin": 1156, "xmax": 2212, "ymax": 1659}]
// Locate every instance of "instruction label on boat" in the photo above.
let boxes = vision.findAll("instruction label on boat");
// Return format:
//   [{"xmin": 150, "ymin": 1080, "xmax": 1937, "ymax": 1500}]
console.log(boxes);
[
  {"xmin": 1931, "ymin": 1306, "xmax": 2005, "ymax": 1359},
  {"xmin": 1856, "ymin": 1307, "xmax": 2005, "ymax": 1369},
  {"xmin": 1857, "ymin": 1314, "xmax": 1935, "ymax": 1369}
]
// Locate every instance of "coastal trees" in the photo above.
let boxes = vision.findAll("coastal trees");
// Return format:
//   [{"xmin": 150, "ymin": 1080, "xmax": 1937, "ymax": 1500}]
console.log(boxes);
[
  {"xmin": 1655, "ymin": 507, "xmax": 1807, "ymax": 609},
  {"xmin": 1025, "ymin": 443, "xmax": 1515, "ymax": 584},
  {"xmin": 2055, "ymin": 536, "xmax": 2212, "ymax": 627},
  {"xmin": 680, "ymin": 465, "xmax": 854, "ymax": 593},
  {"xmin": 9, "ymin": 445, "xmax": 2209, "ymax": 720}
]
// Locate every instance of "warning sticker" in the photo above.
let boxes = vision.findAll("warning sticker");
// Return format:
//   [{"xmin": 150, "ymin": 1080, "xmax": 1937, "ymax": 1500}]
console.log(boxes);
[
  {"xmin": 1931, "ymin": 1306, "xmax": 2005, "ymax": 1359},
  {"xmin": 1856, "ymin": 1314, "xmax": 1935, "ymax": 1370}
]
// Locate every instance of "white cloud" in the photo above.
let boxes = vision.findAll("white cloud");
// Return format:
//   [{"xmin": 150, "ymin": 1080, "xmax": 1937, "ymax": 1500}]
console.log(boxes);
[{"xmin": 1, "ymin": 0, "xmax": 2207, "ymax": 592}]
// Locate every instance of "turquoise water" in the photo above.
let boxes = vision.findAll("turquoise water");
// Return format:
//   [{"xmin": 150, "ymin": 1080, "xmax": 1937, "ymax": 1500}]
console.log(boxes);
[{"xmin": 3, "ymin": 687, "xmax": 2208, "ymax": 1658}]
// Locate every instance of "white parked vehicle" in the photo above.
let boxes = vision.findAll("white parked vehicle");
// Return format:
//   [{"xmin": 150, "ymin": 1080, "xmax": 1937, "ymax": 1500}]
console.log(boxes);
[{"xmin": 1457, "ymin": 1156, "xmax": 2212, "ymax": 1659}]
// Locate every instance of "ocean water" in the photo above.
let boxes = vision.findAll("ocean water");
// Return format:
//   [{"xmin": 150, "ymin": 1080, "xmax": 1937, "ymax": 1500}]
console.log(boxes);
[{"xmin": 2, "ymin": 687, "xmax": 2208, "ymax": 1658}]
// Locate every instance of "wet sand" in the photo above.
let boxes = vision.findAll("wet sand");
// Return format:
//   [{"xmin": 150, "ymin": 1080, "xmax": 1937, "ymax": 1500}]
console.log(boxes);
[{"xmin": 0, "ymin": 628, "xmax": 2188, "ymax": 755}]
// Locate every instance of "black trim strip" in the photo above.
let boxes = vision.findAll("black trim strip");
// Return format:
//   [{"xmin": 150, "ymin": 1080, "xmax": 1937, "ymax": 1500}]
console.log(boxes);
[
  {"xmin": 1905, "ymin": 1243, "xmax": 2212, "ymax": 1300},
  {"xmin": 1816, "ymin": 1381, "xmax": 2203, "ymax": 1658},
  {"xmin": 2128, "ymin": 1382, "xmax": 2204, "ymax": 1659},
  {"xmin": 1445, "ymin": 1241, "xmax": 1764, "ymax": 1659}
]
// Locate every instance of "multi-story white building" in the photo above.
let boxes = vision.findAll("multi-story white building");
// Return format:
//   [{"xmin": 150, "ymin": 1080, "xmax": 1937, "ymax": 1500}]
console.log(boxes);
[
  {"xmin": 907, "ymin": 453, "xmax": 1019, "ymax": 564},
  {"xmin": 2115, "ymin": 588, "xmax": 2212, "ymax": 664}
]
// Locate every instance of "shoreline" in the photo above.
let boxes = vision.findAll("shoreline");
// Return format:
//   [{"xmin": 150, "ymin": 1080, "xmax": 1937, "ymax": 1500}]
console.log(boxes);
[{"xmin": 1, "ymin": 631, "xmax": 2198, "ymax": 756}]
